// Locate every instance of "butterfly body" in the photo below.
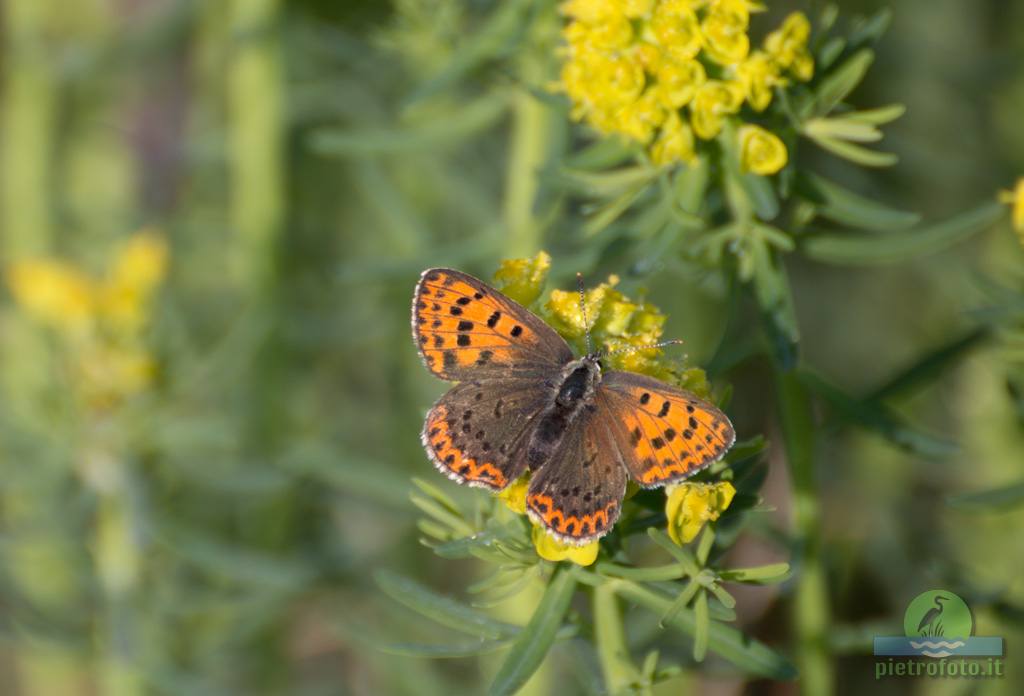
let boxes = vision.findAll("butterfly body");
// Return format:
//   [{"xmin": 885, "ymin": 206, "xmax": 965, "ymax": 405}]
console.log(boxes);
[{"xmin": 413, "ymin": 268, "xmax": 735, "ymax": 546}]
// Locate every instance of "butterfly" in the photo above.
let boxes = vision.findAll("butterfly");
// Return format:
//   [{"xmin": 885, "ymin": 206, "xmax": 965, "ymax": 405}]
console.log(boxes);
[{"xmin": 412, "ymin": 268, "xmax": 735, "ymax": 546}]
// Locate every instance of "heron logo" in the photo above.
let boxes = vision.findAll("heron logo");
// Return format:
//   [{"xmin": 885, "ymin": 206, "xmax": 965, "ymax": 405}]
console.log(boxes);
[{"xmin": 873, "ymin": 589, "xmax": 1004, "ymax": 680}]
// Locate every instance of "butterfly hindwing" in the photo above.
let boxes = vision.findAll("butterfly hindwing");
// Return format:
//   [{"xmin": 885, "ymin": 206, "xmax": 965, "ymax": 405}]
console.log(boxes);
[
  {"xmin": 599, "ymin": 371, "xmax": 735, "ymax": 488},
  {"xmin": 525, "ymin": 408, "xmax": 628, "ymax": 545},
  {"xmin": 412, "ymin": 268, "xmax": 573, "ymax": 382},
  {"xmin": 422, "ymin": 377, "xmax": 548, "ymax": 491}
]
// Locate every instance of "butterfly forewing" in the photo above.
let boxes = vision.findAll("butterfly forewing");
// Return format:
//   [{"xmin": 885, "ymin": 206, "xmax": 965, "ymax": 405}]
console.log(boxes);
[
  {"xmin": 599, "ymin": 371, "xmax": 735, "ymax": 487},
  {"xmin": 525, "ymin": 408, "xmax": 628, "ymax": 545},
  {"xmin": 422, "ymin": 377, "xmax": 548, "ymax": 491},
  {"xmin": 412, "ymin": 269, "xmax": 573, "ymax": 382}
]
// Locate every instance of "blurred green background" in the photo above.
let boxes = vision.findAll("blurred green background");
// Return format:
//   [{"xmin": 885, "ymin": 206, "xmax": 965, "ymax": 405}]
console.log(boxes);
[{"xmin": 1, "ymin": 0, "xmax": 1023, "ymax": 694}]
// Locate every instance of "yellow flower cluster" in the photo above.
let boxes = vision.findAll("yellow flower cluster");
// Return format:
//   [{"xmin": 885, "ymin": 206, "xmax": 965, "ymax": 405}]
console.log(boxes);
[
  {"xmin": 6, "ymin": 231, "xmax": 169, "ymax": 407},
  {"xmin": 559, "ymin": 0, "xmax": 813, "ymax": 171},
  {"xmin": 665, "ymin": 480, "xmax": 736, "ymax": 545}
]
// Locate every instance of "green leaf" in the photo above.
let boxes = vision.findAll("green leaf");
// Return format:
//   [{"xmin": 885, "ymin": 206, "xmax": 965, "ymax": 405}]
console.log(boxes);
[
  {"xmin": 674, "ymin": 156, "xmax": 710, "ymax": 214},
  {"xmin": 808, "ymin": 134, "xmax": 897, "ymax": 167},
  {"xmin": 596, "ymin": 562, "xmax": 684, "ymax": 582},
  {"xmin": 800, "ymin": 173, "xmax": 920, "ymax": 232},
  {"xmin": 845, "ymin": 103, "xmax": 906, "ymax": 125},
  {"xmin": 405, "ymin": 0, "xmax": 534, "ymax": 104},
  {"xmin": 719, "ymin": 563, "xmax": 791, "ymax": 584},
  {"xmin": 741, "ymin": 172, "xmax": 780, "ymax": 221},
  {"xmin": 797, "ymin": 370, "xmax": 957, "ymax": 457},
  {"xmin": 802, "ymin": 201, "xmax": 1005, "ymax": 265},
  {"xmin": 563, "ymin": 137, "xmax": 640, "ymax": 170},
  {"xmin": 868, "ymin": 327, "xmax": 988, "ymax": 401},
  {"xmin": 375, "ymin": 570, "xmax": 520, "ymax": 640},
  {"xmin": 549, "ymin": 165, "xmax": 658, "ymax": 198},
  {"xmin": 593, "ymin": 584, "xmax": 640, "ymax": 693},
  {"xmin": 812, "ymin": 49, "xmax": 874, "ymax": 117},
  {"xmin": 947, "ymin": 481, "xmax": 1024, "ymax": 512},
  {"xmin": 378, "ymin": 638, "xmax": 513, "ymax": 658},
  {"xmin": 817, "ymin": 37, "xmax": 846, "ymax": 71},
  {"xmin": 612, "ymin": 580, "xmax": 797, "ymax": 679},
  {"xmin": 489, "ymin": 564, "xmax": 579, "ymax": 696},
  {"xmin": 693, "ymin": 591, "xmax": 710, "ymax": 662},
  {"xmin": 309, "ymin": 94, "xmax": 507, "ymax": 155},
  {"xmin": 848, "ymin": 8, "xmax": 893, "ymax": 47},
  {"xmin": 803, "ymin": 117, "xmax": 882, "ymax": 143},
  {"xmin": 583, "ymin": 185, "xmax": 649, "ymax": 236}
]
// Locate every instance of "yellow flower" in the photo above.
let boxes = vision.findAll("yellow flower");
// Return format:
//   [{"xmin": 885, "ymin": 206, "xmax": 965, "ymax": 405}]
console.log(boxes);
[
  {"xmin": 561, "ymin": 0, "xmax": 621, "ymax": 24},
  {"xmin": 497, "ymin": 475, "xmax": 529, "ymax": 514},
  {"xmin": 690, "ymin": 80, "xmax": 744, "ymax": 140},
  {"xmin": 651, "ymin": 112, "xmax": 696, "ymax": 165},
  {"xmin": 657, "ymin": 56, "xmax": 706, "ymax": 108},
  {"xmin": 493, "ymin": 251, "xmax": 551, "ymax": 306},
  {"xmin": 6, "ymin": 260, "xmax": 96, "ymax": 333},
  {"xmin": 100, "ymin": 231, "xmax": 169, "ymax": 333},
  {"xmin": 735, "ymin": 50, "xmax": 782, "ymax": 111},
  {"xmin": 665, "ymin": 481, "xmax": 736, "ymax": 545},
  {"xmin": 700, "ymin": 2, "xmax": 750, "ymax": 66},
  {"xmin": 617, "ymin": 90, "xmax": 667, "ymax": 143},
  {"xmin": 999, "ymin": 178, "xmax": 1024, "ymax": 242},
  {"xmin": 650, "ymin": 1, "xmax": 703, "ymax": 61},
  {"xmin": 532, "ymin": 524, "xmax": 600, "ymax": 566},
  {"xmin": 738, "ymin": 124, "xmax": 788, "ymax": 174},
  {"xmin": 764, "ymin": 12, "xmax": 814, "ymax": 81}
]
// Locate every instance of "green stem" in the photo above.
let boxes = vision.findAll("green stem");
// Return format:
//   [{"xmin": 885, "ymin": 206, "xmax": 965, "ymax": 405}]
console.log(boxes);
[
  {"xmin": 227, "ymin": 0, "xmax": 284, "ymax": 292},
  {"xmin": 502, "ymin": 5, "xmax": 561, "ymax": 259},
  {"xmin": 0, "ymin": 0, "xmax": 55, "ymax": 258},
  {"xmin": 776, "ymin": 370, "xmax": 833, "ymax": 695},
  {"xmin": 593, "ymin": 582, "xmax": 639, "ymax": 695}
]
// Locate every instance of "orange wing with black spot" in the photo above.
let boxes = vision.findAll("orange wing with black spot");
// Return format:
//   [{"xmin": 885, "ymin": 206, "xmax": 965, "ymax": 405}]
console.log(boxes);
[
  {"xmin": 525, "ymin": 407, "xmax": 628, "ymax": 545},
  {"xmin": 421, "ymin": 378, "xmax": 547, "ymax": 491},
  {"xmin": 599, "ymin": 371, "xmax": 735, "ymax": 488},
  {"xmin": 412, "ymin": 268, "xmax": 573, "ymax": 382}
]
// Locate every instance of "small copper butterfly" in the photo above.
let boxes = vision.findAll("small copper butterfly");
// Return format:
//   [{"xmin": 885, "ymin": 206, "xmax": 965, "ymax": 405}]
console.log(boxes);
[{"xmin": 412, "ymin": 268, "xmax": 736, "ymax": 545}]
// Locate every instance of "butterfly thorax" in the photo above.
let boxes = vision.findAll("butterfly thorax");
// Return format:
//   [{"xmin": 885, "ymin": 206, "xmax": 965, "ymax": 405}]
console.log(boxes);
[{"xmin": 526, "ymin": 356, "xmax": 602, "ymax": 470}]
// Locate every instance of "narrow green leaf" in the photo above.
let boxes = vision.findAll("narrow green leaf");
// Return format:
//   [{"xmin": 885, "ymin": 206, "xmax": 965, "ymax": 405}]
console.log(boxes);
[
  {"xmin": 719, "ymin": 563, "xmax": 791, "ymax": 584},
  {"xmin": 596, "ymin": 562, "xmax": 684, "ymax": 582},
  {"xmin": 658, "ymin": 577, "xmax": 701, "ymax": 628},
  {"xmin": 549, "ymin": 165, "xmax": 658, "ymax": 197},
  {"xmin": 868, "ymin": 327, "xmax": 987, "ymax": 401},
  {"xmin": 612, "ymin": 581, "xmax": 797, "ymax": 679},
  {"xmin": 693, "ymin": 591, "xmax": 710, "ymax": 662},
  {"xmin": 742, "ymin": 172, "xmax": 780, "ymax": 221},
  {"xmin": 378, "ymin": 638, "xmax": 513, "ymax": 658},
  {"xmin": 563, "ymin": 136, "xmax": 640, "ymax": 170},
  {"xmin": 309, "ymin": 94, "xmax": 507, "ymax": 155},
  {"xmin": 804, "ymin": 117, "xmax": 882, "ymax": 143},
  {"xmin": 489, "ymin": 564, "xmax": 579, "ymax": 696},
  {"xmin": 812, "ymin": 49, "xmax": 874, "ymax": 116},
  {"xmin": 405, "ymin": 0, "xmax": 534, "ymax": 104},
  {"xmin": 848, "ymin": 8, "xmax": 893, "ymax": 47},
  {"xmin": 845, "ymin": 103, "xmax": 906, "ymax": 125},
  {"xmin": 593, "ymin": 583, "xmax": 640, "ymax": 694},
  {"xmin": 375, "ymin": 570, "xmax": 520, "ymax": 640},
  {"xmin": 583, "ymin": 185, "xmax": 648, "ymax": 236},
  {"xmin": 802, "ymin": 200, "xmax": 1005, "ymax": 265},
  {"xmin": 816, "ymin": 37, "xmax": 846, "ymax": 71},
  {"xmin": 801, "ymin": 173, "xmax": 920, "ymax": 232},
  {"xmin": 797, "ymin": 370, "xmax": 956, "ymax": 457},
  {"xmin": 809, "ymin": 134, "xmax": 897, "ymax": 167},
  {"xmin": 947, "ymin": 481, "xmax": 1024, "ymax": 512}
]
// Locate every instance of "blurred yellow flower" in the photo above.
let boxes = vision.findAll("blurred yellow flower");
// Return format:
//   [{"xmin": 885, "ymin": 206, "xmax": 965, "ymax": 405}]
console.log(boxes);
[
  {"xmin": 690, "ymin": 80, "xmax": 744, "ymax": 140},
  {"xmin": 100, "ymin": 231, "xmax": 169, "ymax": 333},
  {"xmin": 764, "ymin": 12, "xmax": 814, "ymax": 81},
  {"xmin": 665, "ymin": 480, "xmax": 736, "ymax": 545},
  {"xmin": 700, "ymin": 1, "xmax": 750, "ymax": 66},
  {"xmin": 657, "ymin": 57, "xmax": 706, "ymax": 109},
  {"xmin": 497, "ymin": 475, "xmax": 529, "ymax": 514},
  {"xmin": 999, "ymin": 178, "xmax": 1024, "ymax": 243},
  {"xmin": 738, "ymin": 124, "xmax": 788, "ymax": 174},
  {"xmin": 6, "ymin": 260, "xmax": 96, "ymax": 333},
  {"xmin": 493, "ymin": 251, "xmax": 551, "ymax": 306},
  {"xmin": 532, "ymin": 524, "xmax": 600, "ymax": 566},
  {"xmin": 651, "ymin": 112, "xmax": 696, "ymax": 166},
  {"xmin": 735, "ymin": 50, "xmax": 782, "ymax": 111}
]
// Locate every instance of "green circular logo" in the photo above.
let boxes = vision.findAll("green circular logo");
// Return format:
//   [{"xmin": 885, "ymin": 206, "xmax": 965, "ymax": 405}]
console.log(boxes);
[{"xmin": 903, "ymin": 590, "xmax": 972, "ymax": 639}]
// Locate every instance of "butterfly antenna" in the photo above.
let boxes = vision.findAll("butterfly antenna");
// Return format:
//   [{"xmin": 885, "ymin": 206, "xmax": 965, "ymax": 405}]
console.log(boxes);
[
  {"xmin": 577, "ymin": 272, "xmax": 594, "ymax": 355},
  {"xmin": 603, "ymin": 339, "xmax": 685, "ymax": 359}
]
